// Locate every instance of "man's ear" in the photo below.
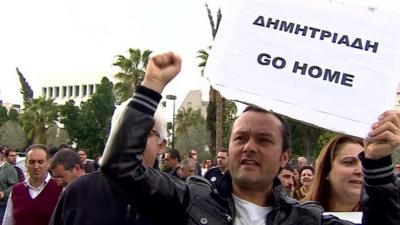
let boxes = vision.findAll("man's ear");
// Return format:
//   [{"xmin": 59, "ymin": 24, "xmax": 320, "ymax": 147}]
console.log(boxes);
[
  {"xmin": 158, "ymin": 139, "xmax": 167, "ymax": 154},
  {"xmin": 280, "ymin": 148, "xmax": 291, "ymax": 168},
  {"xmin": 73, "ymin": 164, "xmax": 81, "ymax": 170}
]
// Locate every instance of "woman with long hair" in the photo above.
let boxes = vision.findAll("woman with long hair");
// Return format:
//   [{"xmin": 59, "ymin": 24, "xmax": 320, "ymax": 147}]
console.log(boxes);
[{"xmin": 304, "ymin": 135, "xmax": 364, "ymax": 211}]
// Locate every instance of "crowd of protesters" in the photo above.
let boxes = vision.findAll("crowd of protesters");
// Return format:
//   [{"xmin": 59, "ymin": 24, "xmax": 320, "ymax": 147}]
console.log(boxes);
[{"xmin": 0, "ymin": 52, "xmax": 398, "ymax": 225}]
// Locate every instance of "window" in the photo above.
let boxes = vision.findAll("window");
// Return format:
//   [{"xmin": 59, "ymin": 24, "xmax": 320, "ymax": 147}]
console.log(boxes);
[
  {"xmin": 68, "ymin": 86, "xmax": 73, "ymax": 97},
  {"xmin": 62, "ymin": 86, "xmax": 67, "ymax": 97},
  {"xmin": 82, "ymin": 85, "xmax": 87, "ymax": 96},
  {"xmin": 89, "ymin": 84, "xmax": 94, "ymax": 95},
  {"xmin": 42, "ymin": 87, "xmax": 47, "ymax": 98},
  {"xmin": 55, "ymin": 87, "xmax": 60, "ymax": 97},
  {"xmin": 49, "ymin": 87, "xmax": 53, "ymax": 98},
  {"xmin": 75, "ymin": 85, "xmax": 80, "ymax": 97}
]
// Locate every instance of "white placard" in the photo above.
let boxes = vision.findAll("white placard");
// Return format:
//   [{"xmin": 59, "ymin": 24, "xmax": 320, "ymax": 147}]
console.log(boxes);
[{"xmin": 204, "ymin": 0, "xmax": 400, "ymax": 138}]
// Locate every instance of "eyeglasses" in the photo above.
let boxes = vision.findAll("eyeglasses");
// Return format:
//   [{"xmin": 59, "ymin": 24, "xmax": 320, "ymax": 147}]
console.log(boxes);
[{"xmin": 148, "ymin": 129, "xmax": 160, "ymax": 138}]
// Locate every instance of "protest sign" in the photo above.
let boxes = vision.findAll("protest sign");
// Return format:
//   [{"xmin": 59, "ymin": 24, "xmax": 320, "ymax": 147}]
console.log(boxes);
[{"xmin": 204, "ymin": 0, "xmax": 400, "ymax": 138}]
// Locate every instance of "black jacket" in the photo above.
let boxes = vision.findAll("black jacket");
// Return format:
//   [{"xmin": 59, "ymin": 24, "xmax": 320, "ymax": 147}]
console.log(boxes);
[
  {"xmin": 101, "ymin": 85, "xmax": 399, "ymax": 225},
  {"xmin": 49, "ymin": 172, "xmax": 155, "ymax": 225}
]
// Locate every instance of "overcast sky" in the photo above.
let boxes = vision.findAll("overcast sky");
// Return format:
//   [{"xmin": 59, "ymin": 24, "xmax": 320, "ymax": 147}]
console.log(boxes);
[
  {"xmin": 0, "ymin": 0, "xmax": 223, "ymax": 120},
  {"xmin": 0, "ymin": 0, "xmax": 398, "ymax": 121}
]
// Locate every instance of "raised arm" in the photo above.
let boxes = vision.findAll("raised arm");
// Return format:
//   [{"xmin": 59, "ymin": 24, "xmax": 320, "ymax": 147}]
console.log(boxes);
[
  {"xmin": 100, "ymin": 52, "xmax": 188, "ymax": 213},
  {"xmin": 360, "ymin": 109, "xmax": 400, "ymax": 225}
]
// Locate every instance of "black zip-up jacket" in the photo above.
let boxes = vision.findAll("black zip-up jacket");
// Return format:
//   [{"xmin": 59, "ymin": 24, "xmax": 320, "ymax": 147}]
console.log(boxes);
[
  {"xmin": 101, "ymin": 86, "xmax": 399, "ymax": 225},
  {"xmin": 49, "ymin": 172, "xmax": 156, "ymax": 225}
]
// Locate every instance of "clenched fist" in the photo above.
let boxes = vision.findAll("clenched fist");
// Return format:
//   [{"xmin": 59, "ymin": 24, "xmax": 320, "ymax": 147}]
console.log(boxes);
[
  {"xmin": 142, "ymin": 52, "xmax": 182, "ymax": 93},
  {"xmin": 365, "ymin": 110, "xmax": 400, "ymax": 159}
]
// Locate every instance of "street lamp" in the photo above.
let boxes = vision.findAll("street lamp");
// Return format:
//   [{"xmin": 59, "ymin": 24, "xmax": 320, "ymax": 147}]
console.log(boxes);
[{"xmin": 166, "ymin": 94, "xmax": 177, "ymax": 149}]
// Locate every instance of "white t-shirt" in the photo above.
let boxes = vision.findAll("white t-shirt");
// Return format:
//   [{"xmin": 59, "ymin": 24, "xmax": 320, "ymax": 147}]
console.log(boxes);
[{"xmin": 232, "ymin": 194, "xmax": 272, "ymax": 225}]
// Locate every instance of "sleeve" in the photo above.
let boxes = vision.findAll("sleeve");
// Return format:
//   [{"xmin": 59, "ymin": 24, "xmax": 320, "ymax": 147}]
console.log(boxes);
[
  {"xmin": 359, "ymin": 152, "xmax": 400, "ymax": 225},
  {"xmin": 3, "ymin": 166, "xmax": 18, "ymax": 201},
  {"xmin": 2, "ymin": 191, "xmax": 14, "ymax": 225},
  {"xmin": 100, "ymin": 86, "xmax": 189, "ymax": 215},
  {"xmin": 48, "ymin": 190, "xmax": 66, "ymax": 225}
]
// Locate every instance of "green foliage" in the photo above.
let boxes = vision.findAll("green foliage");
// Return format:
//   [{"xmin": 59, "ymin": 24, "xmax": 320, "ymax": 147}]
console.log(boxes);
[
  {"xmin": 175, "ymin": 107, "xmax": 210, "ymax": 156},
  {"xmin": 205, "ymin": 3, "xmax": 222, "ymax": 39},
  {"xmin": 45, "ymin": 124, "xmax": 70, "ymax": 148},
  {"xmin": 175, "ymin": 107, "xmax": 204, "ymax": 134},
  {"xmin": 196, "ymin": 46, "xmax": 211, "ymax": 76},
  {"xmin": 222, "ymin": 100, "xmax": 237, "ymax": 147},
  {"xmin": 175, "ymin": 124, "xmax": 210, "ymax": 163},
  {"xmin": 59, "ymin": 100, "xmax": 80, "ymax": 143},
  {"xmin": 392, "ymin": 146, "xmax": 400, "ymax": 164},
  {"xmin": 113, "ymin": 48, "xmax": 152, "ymax": 103},
  {"xmin": 0, "ymin": 121, "xmax": 27, "ymax": 151},
  {"xmin": 8, "ymin": 108, "xmax": 19, "ymax": 122},
  {"xmin": 16, "ymin": 67, "xmax": 34, "ymax": 108},
  {"xmin": 0, "ymin": 105, "xmax": 8, "ymax": 126},
  {"xmin": 60, "ymin": 77, "xmax": 115, "ymax": 157},
  {"xmin": 206, "ymin": 100, "xmax": 216, "ymax": 153},
  {"xmin": 286, "ymin": 118, "xmax": 335, "ymax": 162},
  {"xmin": 21, "ymin": 97, "xmax": 58, "ymax": 145}
]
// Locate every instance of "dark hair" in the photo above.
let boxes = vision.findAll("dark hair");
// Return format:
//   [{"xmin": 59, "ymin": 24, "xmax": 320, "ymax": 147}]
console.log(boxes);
[
  {"xmin": 4, "ymin": 148, "xmax": 16, "ymax": 157},
  {"xmin": 49, "ymin": 147, "xmax": 60, "ymax": 158},
  {"xmin": 298, "ymin": 165, "xmax": 314, "ymax": 177},
  {"xmin": 50, "ymin": 149, "xmax": 82, "ymax": 171},
  {"xmin": 218, "ymin": 148, "xmax": 229, "ymax": 156},
  {"xmin": 166, "ymin": 148, "xmax": 181, "ymax": 162},
  {"xmin": 25, "ymin": 144, "xmax": 49, "ymax": 159},
  {"xmin": 279, "ymin": 163, "xmax": 294, "ymax": 174},
  {"xmin": 240, "ymin": 105, "xmax": 291, "ymax": 151},
  {"xmin": 78, "ymin": 148, "xmax": 88, "ymax": 154},
  {"xmin": 304, "ymin": 135, "xmax": 363, "ymax": 211}
]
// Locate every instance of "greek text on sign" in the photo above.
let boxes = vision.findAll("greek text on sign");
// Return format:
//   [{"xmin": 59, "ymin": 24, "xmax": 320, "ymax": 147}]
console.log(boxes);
[{"xmin": 204, "ymin": 0, "xmax": 400, "ymax": 138}]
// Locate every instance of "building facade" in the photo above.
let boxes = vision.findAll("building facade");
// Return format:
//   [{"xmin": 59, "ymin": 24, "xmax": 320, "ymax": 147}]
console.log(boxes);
[
  {"xmin": 41, "ymin": 83, "xmax": 98, "ymax": 105},
  {"xmin": 178, "ymin": 90, "xmax": 208, "ymax": 118}
]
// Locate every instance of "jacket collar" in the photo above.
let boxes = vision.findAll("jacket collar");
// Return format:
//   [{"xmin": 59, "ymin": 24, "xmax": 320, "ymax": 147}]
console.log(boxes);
[{"xmin": 215, "ymin": 172, "xmax": 298, "ymax": 208}]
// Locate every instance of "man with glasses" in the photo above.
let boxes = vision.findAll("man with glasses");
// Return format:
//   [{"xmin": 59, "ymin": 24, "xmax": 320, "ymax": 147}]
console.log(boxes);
[
  {"xmin": 49, "ymin": 149, "xmax": 86, "ymax": 187},
  {"xmin": 49, "ymin": 100, "xmax": 168, "ymax": 225},
  {"xmin": 101, "ymin": 52, "xmax": 400, "ymax": 225}
]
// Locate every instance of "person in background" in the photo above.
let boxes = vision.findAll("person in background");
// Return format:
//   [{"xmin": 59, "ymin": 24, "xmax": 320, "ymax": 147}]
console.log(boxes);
[
  {"xmin": 303, "ymin": 135, "xmax": 365, "ymax": 211},
  {"xmin": 3, "ymin": 144, "xmax": 63, "ymax": 225},
  {"xmin": 49, "ymin": 101, "xmax": 168, "ymax": 225},
  {"xmin": 0, "ymin": 147, "xmax": 18, "ymax": 222},
  {"xmin": 297, "ymin": 156, "xmax": 308, "ymax": 168},
  {"xmin": 204, "ymin": 149, "xmax": 229, "ymax": 183},
  {"xmin": 294, "ymin": 165, "xmax": 314, "ymax": 200},
  {"xmin": 77, "ymin": 148, "xmax": 97, "ymax": 173},
  {"xmin": 394, "ymin": 163, "xmax": 400, "ymax": 178},
  {"xmin": 162, "ymin": 148, "xmax": 180, "ymax": 173},
  {"xmin": 100, "ymin": 52, "xmax": 400, "ymax": 225},
  {"xmin": 170, "ymin": 158, "xmax": 196, "ymax": 182},
  {"xmin": 188, "ymin": 149, "xmax": 202, "ymax": 176},
  {"xmin": 278, "ymin": 163, "xmax": 296, "ymax": 197},
  {"xmin": 49, "ymin": 149, "xmax": 86, "ymax": 187},
  {"xmin": 201, "ymin": 158, "xmax": 213, "ymax": 176},
  {"xmin": 4, "ymin": 149, "xmax": 24, "ymax": 182}
]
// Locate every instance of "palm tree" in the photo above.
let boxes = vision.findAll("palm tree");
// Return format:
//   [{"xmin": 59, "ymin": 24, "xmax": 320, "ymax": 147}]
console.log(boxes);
[
  {"xmin": 113, "ymin": 48, "xmax": 152, "ymax": 103},
  {"xmin": 175, "ymin": 107, "xmax": 204, "ymax": 134},
  {"xmin": 21, "ymin": 97, "xmax": 58, "ymax": 145},
  {"xmin": 197, "ymin": 4, "xmax": 224, "ymax": 153}
]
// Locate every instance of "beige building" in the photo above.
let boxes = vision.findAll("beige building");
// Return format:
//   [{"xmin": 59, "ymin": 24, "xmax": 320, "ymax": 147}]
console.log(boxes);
[
  {"xmin": 41, "ymin": 83, "xmax": 98, "ymax": 105},
  {"xmin": 179, "ymin": 90, "xmax": 208, "ymax": 118}
]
